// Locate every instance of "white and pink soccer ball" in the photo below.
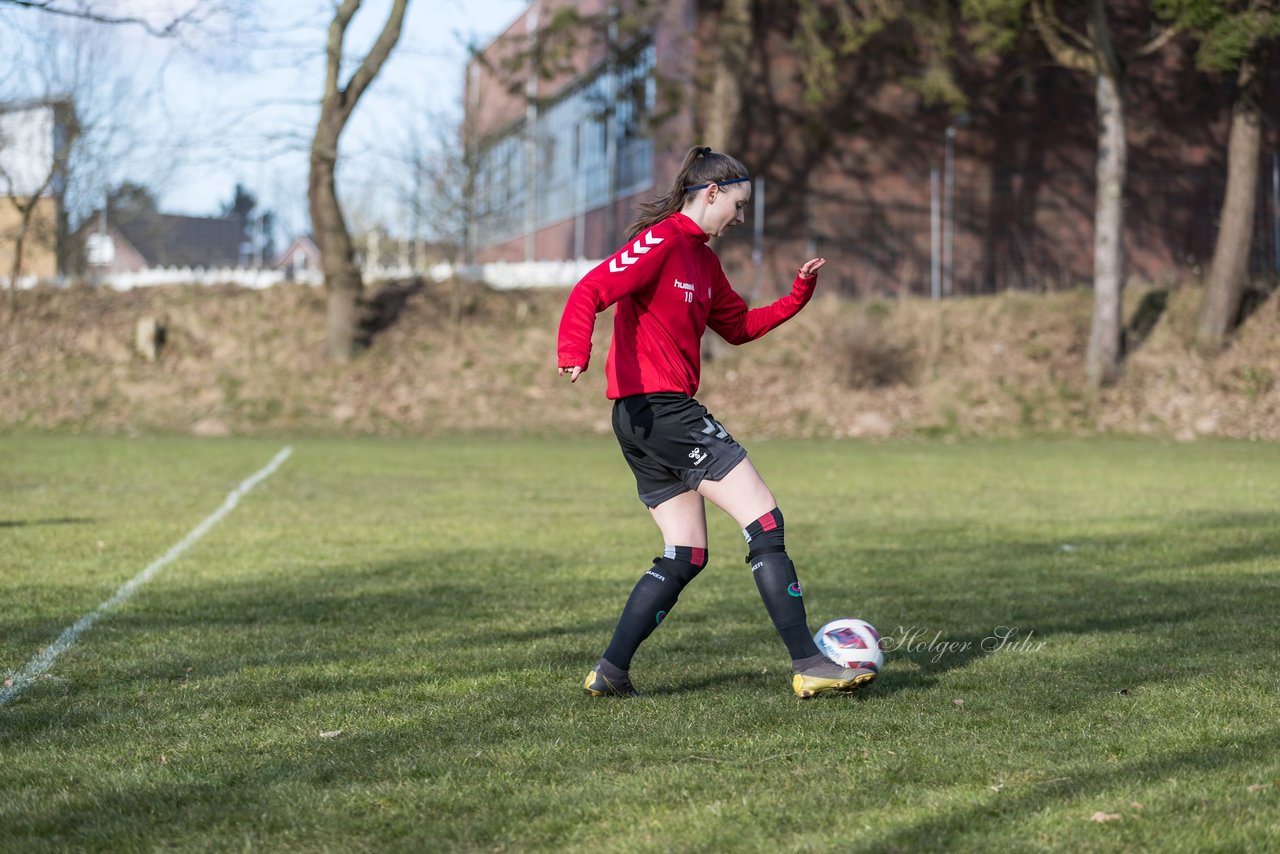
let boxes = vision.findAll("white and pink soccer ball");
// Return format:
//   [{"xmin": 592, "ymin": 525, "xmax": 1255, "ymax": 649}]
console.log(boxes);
[{"xmin": 814, "ymin": 618, "xmax": 885, "ymax": 673}]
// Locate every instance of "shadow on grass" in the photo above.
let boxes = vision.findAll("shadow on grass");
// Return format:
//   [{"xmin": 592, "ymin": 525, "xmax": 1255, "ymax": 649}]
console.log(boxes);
[
  {"xmin": 10, "ymin": 508, "xmax": 1269, "ymax": 708},
  {"xmin": 804, "ymin": 509, "xmax": 1280, "ymax": 700},
  {"xmin": 866, "ymin": 723, "xmax": 1280, "ymax": 852},
  {"xmin": 0, "ymin": 517, "xmax": 96, "ymax": 528},
  {"xmin": 638, "ymin": 669, "xmax": 768, "ymax": 697},
  {"xmin": 0, "ymin": 508, "xmax": 1277, "ymax": 847},
  {"xmin": 5, "ymin": 506, "xmax": 1275, "ymax": 709},
  {"xmin": 0, "ymin": 549, "xmax": 609, "ymax": 726}
]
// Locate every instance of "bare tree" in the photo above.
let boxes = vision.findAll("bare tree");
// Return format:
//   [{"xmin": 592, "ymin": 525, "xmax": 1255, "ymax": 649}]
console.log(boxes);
[
  {"xmin": 0, "ymin": 13, "xmax": 142, "ymax": 300},
  {"xmin": 0, "ymin": 0, "xmax": 217, "ymax": 37},
  {"xmin": 308, "ymin": 0, "xmax": 409, "ymax": 362},
  {"xmin": 395, "ymin": 108, "xmax": 473, "ymax": 264},
  {"xmin": 386, "ymin": 104, "xmax": 482, "ymax": 325},
  {"xmin": 1, "ymin": 0, "xmax": 259, "ymax": 297},
  {"xmin": 1153, "ymin": 0, "xmax": 1280, "ymax": 353},
  {"xmin": 0, "ymin": 101, "xmax": 77, "ymax": 303},
  {"xmin": 701, "ymin": 0, "xmax": 753, "ymax": 150},
  {"xmin": 1197, "ymin": 45, "xmax": 1266, "ymax": 352},
  {"xmin": 966, "ymin": 0, "xmax": 1178, "ymax": 388}
]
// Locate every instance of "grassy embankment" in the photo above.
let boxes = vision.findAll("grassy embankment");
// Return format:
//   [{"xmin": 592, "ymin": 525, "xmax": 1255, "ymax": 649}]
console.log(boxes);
[{"xmin": 2, "ymin": 279, "xmax": 1276, "ymax": 440}]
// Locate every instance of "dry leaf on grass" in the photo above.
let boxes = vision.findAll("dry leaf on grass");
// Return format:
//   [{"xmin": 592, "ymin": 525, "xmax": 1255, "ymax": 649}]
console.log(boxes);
[
  {"xmin": 1247, "ymin": 784, "xmax": 1268, "ymax": 793},
  {"xmin": 1090, "ymin": 811, "xmax": 1121, "ymax": 823},
  {"xmin": 952, "ymin": 698, "xmax": 964, "ymax": 707},
  {"xmin": 319, "ymin": 729, "xmax": 343, "ymax": 739}
]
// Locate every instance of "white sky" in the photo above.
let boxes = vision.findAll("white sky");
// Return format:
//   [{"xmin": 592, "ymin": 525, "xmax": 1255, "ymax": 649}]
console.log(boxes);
[{"xmin": 2, "ymin": 0, "xmax": 529, "ymax": 236}]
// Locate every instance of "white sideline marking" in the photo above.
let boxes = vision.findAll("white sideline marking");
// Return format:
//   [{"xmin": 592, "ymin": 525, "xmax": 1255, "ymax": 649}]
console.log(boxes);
[{"xmin": 0, "ymin": 446, "xmax": 294, "ymax": 707}]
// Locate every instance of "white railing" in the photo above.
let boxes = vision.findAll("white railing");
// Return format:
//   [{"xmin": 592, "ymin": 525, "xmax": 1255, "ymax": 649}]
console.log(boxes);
[
  {"xmin": 1, "ymin": 274, "xmax": 40, "ymax": 289},
  {"xmin": 361, "ymin": 259, "xmax": 601, "ymax": 289},
  {"xmin": 3, "ymin": 259, "xmax": 604, "ymax": 292},
  {"xmin": 445, "ymin": 259, "xmax": 602, "ymax": 290},
  {"xmin": 101, "ymin": 266, "xmax": 286, "ymax": 290}
]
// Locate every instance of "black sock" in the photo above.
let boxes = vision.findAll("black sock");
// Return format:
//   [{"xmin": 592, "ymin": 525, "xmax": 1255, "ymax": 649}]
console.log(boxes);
[
  {"xmin": 602, "ymin": 547, "xmax": 707, "ymax": 670},
  {"xmin": 744, "ymin": 509, "xmax": 822, "ymax": 661}
]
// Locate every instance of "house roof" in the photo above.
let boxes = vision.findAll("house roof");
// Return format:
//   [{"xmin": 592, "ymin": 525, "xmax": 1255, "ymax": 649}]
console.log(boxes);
[
  {"xmin": 272, "ymin": 234, "xmax": 319, "ymax": 269},
  {"xmin": 106, "ymin": 210, "xmax": 246, "ymax": 268}
]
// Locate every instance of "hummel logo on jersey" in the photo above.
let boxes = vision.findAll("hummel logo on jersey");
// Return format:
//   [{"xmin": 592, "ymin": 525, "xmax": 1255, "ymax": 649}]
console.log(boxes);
[
  {"xmin": 609, "ymin": 230, "xmax": 663, "ymax": 273},
  {"xmin": 673, "ymin": 278, "xmax": 696, "ymax": 291},
  {"xmin": 688, "ymin": 447, "xmax": 708, "ymax": 466}
]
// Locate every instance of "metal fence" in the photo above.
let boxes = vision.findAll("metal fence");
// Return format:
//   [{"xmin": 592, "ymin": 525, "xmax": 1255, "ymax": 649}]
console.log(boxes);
[{"xmin": 803, "ymin": 154, "xmax": 1280, "ymax": 299}]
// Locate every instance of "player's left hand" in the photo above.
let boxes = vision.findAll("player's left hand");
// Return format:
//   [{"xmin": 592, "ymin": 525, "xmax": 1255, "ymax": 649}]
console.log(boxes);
[
  {"xmin": 798, "ymin": 257, "xmax": 826, "ymax": 278},
  {"xmin": 558, "ymin": 366, "xmax": 583, "ymax": 383}
]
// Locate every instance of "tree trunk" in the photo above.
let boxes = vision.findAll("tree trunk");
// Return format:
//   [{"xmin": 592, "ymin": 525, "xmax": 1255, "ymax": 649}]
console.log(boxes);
[
  {"xmin": 1197, "ymin": 55, "xmax": 1262, "ymax": 354},
  {"xmin": 8, "ymin": 204, "xmax": 29, "ymax": 309},
  {"xmin": 703, "ymin": 0, "xmax": 752, "ymax": 150},
  {"xmin": 1086, "ymin": 69, "xmax": 1127, "ymax": 389},
  {"xmin": 8, "ymin": 175, "xmax": 58, "ymax": 310},
  {"xmin": 309, "ymin": 128, "xmax": 363, "ymax": 361},
  {"xmin": 307, "ymin": 0, "xmax": 409, "ymax": 362}
]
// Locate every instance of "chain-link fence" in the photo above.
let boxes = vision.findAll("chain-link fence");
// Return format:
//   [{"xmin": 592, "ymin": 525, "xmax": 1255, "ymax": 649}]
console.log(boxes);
[{"xmin": 804, "ymin": 155, "xmax": 1280, "ymax": 299}]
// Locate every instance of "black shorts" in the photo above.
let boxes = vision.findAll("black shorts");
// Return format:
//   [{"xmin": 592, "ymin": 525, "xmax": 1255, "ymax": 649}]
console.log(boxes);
[{"xmin": 612, "ymin": 393, "xmax": 748, "ymax": 509}]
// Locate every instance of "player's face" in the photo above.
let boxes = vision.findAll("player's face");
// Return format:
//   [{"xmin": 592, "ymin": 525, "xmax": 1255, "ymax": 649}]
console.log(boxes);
[{"xmin": 707, "ymin": 182, "xmax": 751, "ymax": 237}]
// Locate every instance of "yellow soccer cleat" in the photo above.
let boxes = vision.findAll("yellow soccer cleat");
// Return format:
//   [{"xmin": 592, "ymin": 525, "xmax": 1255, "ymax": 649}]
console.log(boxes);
[
  {"xmin": 583, "ymin": 668, "xmax": 640, "ymax": 698},
  {"xmin": 792, "ymin": 668, "xmax": 876, "ymax": 699}
]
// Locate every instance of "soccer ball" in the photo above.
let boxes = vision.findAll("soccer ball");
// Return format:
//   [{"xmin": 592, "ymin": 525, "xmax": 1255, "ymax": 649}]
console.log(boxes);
[{"xmin": 814, "ymin": 618, "xmax": 885, "ymax": 673}]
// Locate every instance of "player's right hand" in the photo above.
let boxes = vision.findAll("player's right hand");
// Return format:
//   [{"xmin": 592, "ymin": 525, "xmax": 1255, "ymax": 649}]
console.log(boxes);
[
  {"xmin": 558, "ymin": 366, "xmax": 583, "ymax": 383},
  {"xmin": 798, "ymin": 257, "xmax": 827, "ymax": 278}
]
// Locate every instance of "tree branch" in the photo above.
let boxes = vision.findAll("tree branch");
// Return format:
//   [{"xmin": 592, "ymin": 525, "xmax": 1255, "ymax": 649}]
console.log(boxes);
[
  {"xmin": 325, "ymin": 0, "xmax": 361, "ymax": 106},
  {"xmin": 1131, "ymin": 24, "xmax": 1179, "ymax": 60},
  {"xmin": 340, "ymin": 0, "xmax": 409, "ymax": 122},
  {"xmin": 0, "ymin": 0, "xmax": 203, "ymax": 38},
  {"xmin": 1030, "ymin": 0, "xmax": 1096, "ymax": 73},
  {"xmin": 1043, "ymin": 0, "xmax": 1093, "ymax": 54}
]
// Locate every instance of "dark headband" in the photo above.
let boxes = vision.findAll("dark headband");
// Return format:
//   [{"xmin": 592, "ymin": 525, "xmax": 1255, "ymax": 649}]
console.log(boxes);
[{"xmin": 685, "ymin": 176, "xmax": 751, "ymax": 193}]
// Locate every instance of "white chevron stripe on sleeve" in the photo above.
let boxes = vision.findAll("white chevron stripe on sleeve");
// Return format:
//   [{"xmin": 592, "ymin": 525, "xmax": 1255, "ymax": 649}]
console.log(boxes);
[{"xmin": 608, "ymin": 230, "xmax": 663, "ymax": 273}]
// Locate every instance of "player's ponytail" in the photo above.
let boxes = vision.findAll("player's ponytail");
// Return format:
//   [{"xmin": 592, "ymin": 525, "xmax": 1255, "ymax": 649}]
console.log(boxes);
[{"xmin": 626, "ymin": 145, "xmax": 749, "ymax": 240}]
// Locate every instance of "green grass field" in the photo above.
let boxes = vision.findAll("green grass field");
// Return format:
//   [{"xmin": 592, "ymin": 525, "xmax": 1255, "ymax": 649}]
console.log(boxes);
[{"xmin": 2, "ymin": 435, "xmax": 1278, "ymax": 852}]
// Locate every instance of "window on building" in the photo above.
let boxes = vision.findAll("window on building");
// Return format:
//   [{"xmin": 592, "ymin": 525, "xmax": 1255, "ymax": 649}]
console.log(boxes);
[
  {"xmin": 577, "ymin": 74, "xmax": 610, "ymax": 203},
  {"xmin": 472, "ymin": 39, "xmax": 655, "ymax": 250},
  {"xmin": 535, "ymin": 90, "xmax": 582, "ymax": 225},
  {"xmin": 615, "ymin": 42, "xmax": 655, "ymax": 195},
  {"xmin": 474, "ymin": 127, "xmax": 526, "ymax": 246}
]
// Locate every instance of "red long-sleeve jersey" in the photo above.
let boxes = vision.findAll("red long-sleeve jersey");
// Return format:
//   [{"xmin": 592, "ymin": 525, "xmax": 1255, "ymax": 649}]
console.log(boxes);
[{"xmin": 557, "ymin": 212, "xmax": 817, "ymax": 399}]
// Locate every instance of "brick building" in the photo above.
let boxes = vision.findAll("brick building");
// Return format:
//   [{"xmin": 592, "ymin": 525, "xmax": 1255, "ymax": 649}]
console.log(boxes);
[{"xmin": 465, "ymin": 1, "xmax": 1280, "ymax": 298}]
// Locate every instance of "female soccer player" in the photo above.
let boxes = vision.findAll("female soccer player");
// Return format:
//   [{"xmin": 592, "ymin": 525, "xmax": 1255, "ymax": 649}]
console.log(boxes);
[{"xmin": 557, "ymin": 145, "xmax": 874, "ymax": 699}]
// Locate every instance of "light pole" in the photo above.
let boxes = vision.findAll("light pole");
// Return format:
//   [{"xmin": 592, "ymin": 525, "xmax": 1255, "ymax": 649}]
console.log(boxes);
[
  {"xmin": 1272, "ymin": 152, "xmax": 1279, "ymax": 274},
  {"xmin": 943, "ymin": 125, "xmax": 955, "ymax": 298},
  {"xmin": 943, "ymin": 113, "xmax": 969, "ymax": 297},
  {"xmin": 751, "ymin": 176, "xmax": 765, "ymax": 301},
  {"xmin": 931, "ymin": 167, "xmax": 940, "ymax": 300}
]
